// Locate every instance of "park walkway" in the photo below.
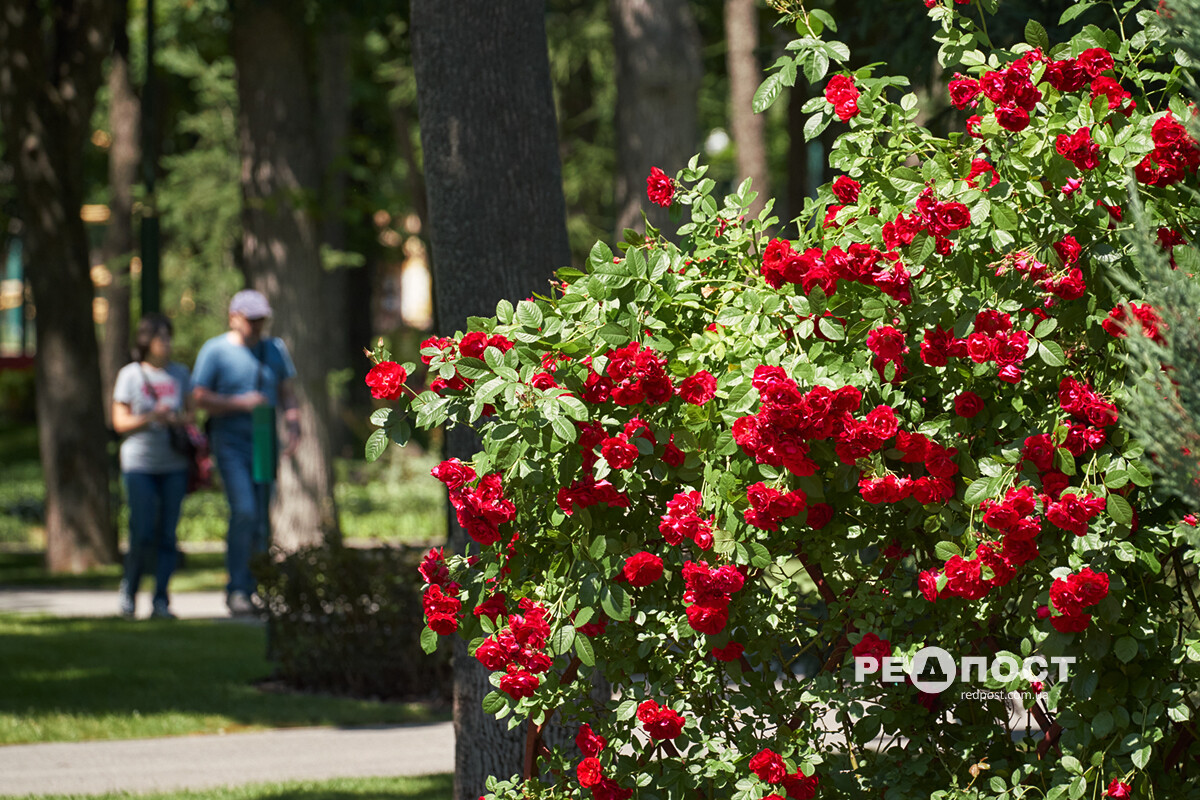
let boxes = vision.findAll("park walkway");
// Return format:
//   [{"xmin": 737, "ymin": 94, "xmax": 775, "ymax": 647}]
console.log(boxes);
[{"xmin": 0, "ymin": 589, "xmax": 455, "ymax": 797}]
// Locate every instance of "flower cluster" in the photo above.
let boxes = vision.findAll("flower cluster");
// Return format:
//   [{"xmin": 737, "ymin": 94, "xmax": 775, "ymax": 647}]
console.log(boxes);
[
  {"xmin": 747, "ymin": 747, "xmax": 820, "ymax": 800},
  {"xmin": 824, "ymin": 74, "xmax": 860, "ymax": 121},
  {"xmin": 576, "ymin": 724, "xmax": 630, "ymax": 800},
  {"xmin": 431, "ymin": 462, "xmax": 516, "ymax": 546},
  {"xmin": 1047, "ymin": 567, "xmax": 1110, "ymax": 632},
  {"xmin": 681, "ymin": 561, "xmax": 745, "ymax": 634},
  {"xmin": 921, "ymin": 310, "xmax": 1030, "ymax": 383},
  {"xmin": 636, "ymin": 700, "xmax": 686, "ymax": 740},
  {"xmin": 659, "ymin": 491, "xmax": 715, "ymax": 549},
  {"xmin": 1135, "ymin": 113, "xmax": 1200, "ymax": 187},
  {"xmin": 759, "ymin": 238, "xmax": 895, "ymax": 301},
  {"xmin": 1102, "ymin": 302, "xmax": 1165, "ymax": 343},
  {"xmin": 473, "ymin": 598, "xmax": 554, "ymax": 699},
  {"xmin": 597, "ymin": 342, "xmax": 674, "ymax": 406}
]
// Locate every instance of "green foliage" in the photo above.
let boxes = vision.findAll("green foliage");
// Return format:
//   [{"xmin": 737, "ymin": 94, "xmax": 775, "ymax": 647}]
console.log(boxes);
[
  {"xmin": 375, "ymin": 2, "xmax": 1200, "ymax": 799},
  {"xmin": 255, "ymin": 542, "xmax": 452, "ymax": 702},
  {"xmin": 6, "ymin": 774, "xmax": 454, "ymax": 800}
]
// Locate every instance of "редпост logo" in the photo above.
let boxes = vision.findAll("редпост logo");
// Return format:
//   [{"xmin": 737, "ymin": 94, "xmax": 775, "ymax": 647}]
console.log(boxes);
[{"xmin": 855, "ymin": 645, "xmax": 1076, "ymax": 694}]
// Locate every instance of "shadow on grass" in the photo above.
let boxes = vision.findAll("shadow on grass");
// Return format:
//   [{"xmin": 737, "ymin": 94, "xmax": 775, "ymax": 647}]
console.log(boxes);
[
  {"xmin": 0, "ymin": 615, "xmax": 447, "ymax": 744},
  {"xmin": 0, "ymin": 550, "xmax": 227, "ymax": 592},
  {"xmin": 250, "ymin": 774, "xmax": 453, "ymax": 800}
]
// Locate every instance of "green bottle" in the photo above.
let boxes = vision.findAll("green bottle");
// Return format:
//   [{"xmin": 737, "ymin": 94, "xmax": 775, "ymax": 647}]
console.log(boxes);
[{"xmin": 251, "ymin": 404, "xmax": 277, "ymax": 483}]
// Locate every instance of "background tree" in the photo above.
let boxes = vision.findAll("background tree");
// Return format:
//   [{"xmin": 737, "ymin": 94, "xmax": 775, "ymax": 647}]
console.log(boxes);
[
  {"xmin": 99, "ymin": 0, "xmax": 140, "ymax": 419},
  {"xmin": 725, "ymin": 0, "xmax": 769, "ymax": 219},
  {"xmin": 0, "ymin": 0, "xmax": 119, "ymax": 571},
  {"xmin": 610, "ymin": 0, "xmax": 703, "ymax": 236},
  {"xmin": 231, "ymin": 0, "xmax": 341, "ymax": 547},
  {"xmin": 410, "ymin": 2, "xmax": 571, "ymax": 797}
]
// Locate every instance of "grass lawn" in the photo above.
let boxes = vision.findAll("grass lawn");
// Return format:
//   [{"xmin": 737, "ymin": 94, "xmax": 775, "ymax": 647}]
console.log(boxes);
[
  {"xmin": 2, "ymin": 773, "xmax": 453, "ymax": 800},
  {"xmin": 0, "ymin": 550, "xmax": 227, "ymax": 592},
  {"xmin": 0, "ymin": 614, "xmax": 448, "ymax": 745},
  {"xmin": 0, "ymin": 422, "xmax": 446, "ymax": 548}
]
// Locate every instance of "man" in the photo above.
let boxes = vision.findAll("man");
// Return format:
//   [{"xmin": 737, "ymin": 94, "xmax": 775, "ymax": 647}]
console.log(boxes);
[{"xmin": 192, "ymin": 290, "xmax": 300, "ymax": 616}]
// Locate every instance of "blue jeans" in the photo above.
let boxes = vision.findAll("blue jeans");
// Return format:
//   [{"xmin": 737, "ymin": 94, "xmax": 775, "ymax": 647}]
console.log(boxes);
[
  {"xmin": 122, "ymin": 470, "xmax": 188, "ymax": 607},
  {"xmin": 212, "ymin": 434, "xmax": 272, "ymax": 597}
]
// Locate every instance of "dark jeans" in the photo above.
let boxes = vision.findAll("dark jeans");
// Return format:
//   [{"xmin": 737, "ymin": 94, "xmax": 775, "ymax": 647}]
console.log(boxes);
[
  {"xmin": 122, "ymin": 470, "xmax": 188, "ymax": 607},
  {"xmin": 212, "ymin": 434, "xmax": 272, "ymax": 597}
]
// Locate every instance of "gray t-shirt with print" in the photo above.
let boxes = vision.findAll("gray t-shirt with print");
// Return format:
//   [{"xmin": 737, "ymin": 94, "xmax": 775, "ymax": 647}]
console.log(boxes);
[{"xmin": 113, "ymin": 361, "xmax": 192, "ymax": 474}]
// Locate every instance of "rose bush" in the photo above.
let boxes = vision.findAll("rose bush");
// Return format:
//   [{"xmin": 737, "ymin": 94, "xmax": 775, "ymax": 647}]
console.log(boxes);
[{"xmin": 367, "ymin": 2, "xmax": 1200, "ymax": 798}]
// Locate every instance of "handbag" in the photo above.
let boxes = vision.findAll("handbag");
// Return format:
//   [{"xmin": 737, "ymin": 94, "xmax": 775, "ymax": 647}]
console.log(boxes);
[{"xmin": 139, "ymin": 365, "xmax": 212, "ymax": 493}]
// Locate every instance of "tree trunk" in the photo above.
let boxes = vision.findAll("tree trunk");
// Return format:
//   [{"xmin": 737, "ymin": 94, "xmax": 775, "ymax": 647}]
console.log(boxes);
[
  {"xmin": 232, "ymin": 0, "xmax": 340, "ymax": 549},
  {"xmin": 725, "ymin": 0, "xmax": 769, "ymax": 220},
  {"xmin": 609, "ymin": 0, "xmax": 702, "ymax": 238},
  {"xmin": 0, "ymin": 0, "xmax": 119, "ymax": 571},
  {"xmin": 411, "ymin": 2, "xmax": 571, "ymax": 797},
  {"xmin": 315, "ymin": 8, "xmax": 353, "ymax": 457},
  {"xmin": 100, "ymin": 4, "xmax": 139, "ymax": 420}
]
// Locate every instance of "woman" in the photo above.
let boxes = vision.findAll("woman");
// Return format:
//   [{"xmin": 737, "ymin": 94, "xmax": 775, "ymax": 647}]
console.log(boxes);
[{"xmin": 112, "ymin": 314, "xmax": 193, "ymax": 619}]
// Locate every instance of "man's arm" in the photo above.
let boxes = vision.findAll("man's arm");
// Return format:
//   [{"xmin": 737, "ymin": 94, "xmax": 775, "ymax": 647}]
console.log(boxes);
[{"xmin": 192, "ymin": 385, "xmax": 265, "ymax": 416}]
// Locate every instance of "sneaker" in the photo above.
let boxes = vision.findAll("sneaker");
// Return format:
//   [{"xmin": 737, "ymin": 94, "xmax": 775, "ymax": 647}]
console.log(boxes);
[
  {"xmin": 227, "ymin": 591, "xmax": 255, "ymax": 617},
  {"xmin": 118, "ymin": 594, "xmax": 136, "ymax": 619},
  {"xmin": 151, "ymin": 601, "xmax": 176, "ymax": 620}
]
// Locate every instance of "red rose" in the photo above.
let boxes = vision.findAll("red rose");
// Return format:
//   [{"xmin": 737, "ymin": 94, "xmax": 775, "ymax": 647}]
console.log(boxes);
[
  {"xmin": 832, "ymin": 174, "xmax": 861, "ymax": 203},
  {"xmin": 749, "ymin": 748, "xmax": 786, "ymax": 783},
  {"xmin": 948, "ymin": 76, "xmax": 981, "ymax": 109},
  {"xmin": 711, "ymin": 641, "xmax": 744, "ymax": 662},
  {"xmin": 1106, "ymin": 779, "xmax": 1132, "ymax": 798},
  {"xmin": 458, "ymin": 331, "xmax": 489, "ymax": 359},
  {"xmin": 499, "ymin": 666, "xmax": 539, "ymax": 698},
  {"xmin": 781, "ymin": 770, "xmax": 819, "ymax": 800},
  {"xmin": 678, "ymin": 371, "xmax": 717, "ymax": 405},
  {"xmin": 918, "ymin": 569, "xmax": 940, "ymax": 602},
  {"xmin": 601, "ymin": 436, "xmax": 639, "ymax": 470},
  {"xmin": 686, "ymin": 603, "xmax": 729, "ymax": 634},
  {"xmin": 577, "ymin": 757, "xmax": 604, "ymax": 787},
  {"xmin": 851, "ymin": 632, "xmax": 892, "ymax": 671},
  {"xmin": 637, "ymin": 699, "xmax": 685, "ymax": 740},
  {"xmin": 431, "ymin": 457, "xmax": 477, "ymax": 490},
  {"xmin": 646, "ymin": 166, "xmax": 674, "ymax": 207},
  {"xmin": 575, "ymin": 723, "xmax": 607, "ymax": 757},
  {"xmin": 805, "ymin": 502, "xmax": 833, "ymax": 530},
  {"xmin": 623, "ymin": 551, "xmax": 664, "ymax": 587},
  {"xmin": 954, "ymin": 391, "xmax": 985, "ymax": 418},
  {"xmin": 1050, "ymin": 612, "xmax": 1092, "ymax": 633},
  {"xmin": 1078, "ymin": 47, "xmax": 1115, "ymax": 78},
  {"xmin": 365, "ymin": 361, "xmax": 408, "ymax": 401},
  {"xmin": 1055, "ymin": 126, "xmax": 1101, "ymax": 170},
  {"xmin": 995, "ymin": 104, "xmax": 1030, "ymax": 132},
  {"xmin": 824, "ymin": 74, "xmax": 861, "ymax": 121}
]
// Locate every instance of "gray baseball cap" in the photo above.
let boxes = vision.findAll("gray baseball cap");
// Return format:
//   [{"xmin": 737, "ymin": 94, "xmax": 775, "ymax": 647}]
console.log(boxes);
[{"xmin": 229, "ymin": 289, "xmax": 272, "ymax": 319}]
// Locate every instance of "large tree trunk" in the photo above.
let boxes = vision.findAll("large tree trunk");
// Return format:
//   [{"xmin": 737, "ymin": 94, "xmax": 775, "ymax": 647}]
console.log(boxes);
[
  {"xmin": 725, "ymin": 0, "xmax": 769, "ymax": 220},
  {"xmin": 609, "ymin": 0, "xmax": 702, "ymax": 237},
  {"xmin": 232, "ymin": 0, "xmax": 340, "ymax": 549},
  {"xmin": 315, "ymin": 8, "xmax": 354, "ymax": 457},
  {"xmin": 100, "ymin": 3, "xmax": 139, "ymax": 420},
  {"xmin": 0, "ymin": 0, "xmax": 119, "ymax": 571},
  {"xmin": 411, "ymin": 3, "xmax": 571, "ymax": 797}
]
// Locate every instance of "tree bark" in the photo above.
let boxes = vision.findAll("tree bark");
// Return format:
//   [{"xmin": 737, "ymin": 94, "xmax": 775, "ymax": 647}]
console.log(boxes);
[
  {"xmin": 609, "ymin": 0, "xmax": 702, "ymax": 238},
  {"xmin": 411, "ymin": 2, "xmax": 571, "ymax": 797},
  {"xmin": 725, "ymin": 0, "xmax": 769, "ymax": 220},
  {"xmin": 100, "ymin": 3, "xmax": 139, "ymax": 420},
  {"xmin": 232, "ymin": 0, "xmax": 340, "ymax": 549},
  {"xmin": 0, "ymin": 0, "xmax": 119, "ymax": 571}
]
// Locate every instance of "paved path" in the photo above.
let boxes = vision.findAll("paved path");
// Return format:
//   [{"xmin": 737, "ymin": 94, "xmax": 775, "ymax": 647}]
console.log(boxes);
[
  {"xmin": 0, "ymin": 589, "xmax": 231, "ymax": 620},
  {"xmin": 0, "ymin": 590, "xmax": 455, "ymax": 796},
  {"xmin": 0, "ymin": 723, "xmax": 455, "ymax": 797}
]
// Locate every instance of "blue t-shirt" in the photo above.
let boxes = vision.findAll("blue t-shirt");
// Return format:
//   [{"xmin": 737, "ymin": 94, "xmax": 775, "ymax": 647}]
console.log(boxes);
[{"xmin": 191, "ymin": 333, "xmax": 296, "ymax": 446}]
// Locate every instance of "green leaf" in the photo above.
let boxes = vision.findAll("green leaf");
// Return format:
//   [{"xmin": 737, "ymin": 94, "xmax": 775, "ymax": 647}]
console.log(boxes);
[
  {"xmin": 558, "ymin": 394, "xmax": 590, "ymax": 421},
  {"xmin": 1025, "ymin": 19, "xmax": 1050, "ymax": 51},
  {"xmin": 515, "ymin": 300, "xmax": 543, "ymax": 329},
  {"xmin": 1114, "ymin": 636, "xmax": 1139, "ymax": 663},
  {"xmin": 1038, "ymin": 340, "xmax": 1067, "ymax": 367},
  {"xmin": 549, "ymin": 413, "xmax": 576, "ymax": 443},
  {"xmin": 1061, "ymin": 755, "xmax": 1083, "ymax": 775},
  {"xmin": 481, "ymin": 691, "xmax": 507, "ymax": 715},
  {"xmin": 369, "ymin": 407, "xmax": 392, "ymax": 427},
  {"xmin": 601, "ymin": 584, "xmax": 632, "ymax": 622},
  {"xmin": 574, "ymin": 632, "xmax": 596, "ymax": 666},
  {"xmin": 935, "ymin": 541, "xmax": 963, "ymax": 560},
  {"xmin": 587, "ymin": 240, "xmax": 614, "ymax": 270},
  {"xmin": 1131, "ymin": 744, "xmax": 1152, "ymax": 769},
  {"xmin": 455, "ymin": 357, "xmax": 491, "ymax": 380},
  {"xmin": 1060, "ymin": 2, "xmax": 1095, "ymax": 24},
  {"xmin": 963, "ymin": 476, "xmax": 1001, "ymax": 505},
  {"xmin": 1107, "ymin": 493, "xmax": 1133, "ymax": 526},
  {"xmin": 420, "ymin": 625, "xmax": 439, "ymax": 655},
  {"xmin": 803, "ymin": 111, "xmax": 832, "ymax": 142},
  {"xmin": 991, "ymin": 203, "xmax": 1019, "ymax": 231},
  {"xmin": 1068, "ymin": 775, "xmax": 1086, "ymax": 800},
  {"xmin": 1092, "ymin": 710, "xmax": 1114, "ymax": 738},
  {"xmin": 754, "ymin": 72, "xmax": 784, "ymax": 113},
  {"xmin": 550, "ymin": 625, "xmax": 576, "ymax": 656},
  {"xmin": 365, "ymin": 428, "xmax": 388, "ymax": 463}
]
